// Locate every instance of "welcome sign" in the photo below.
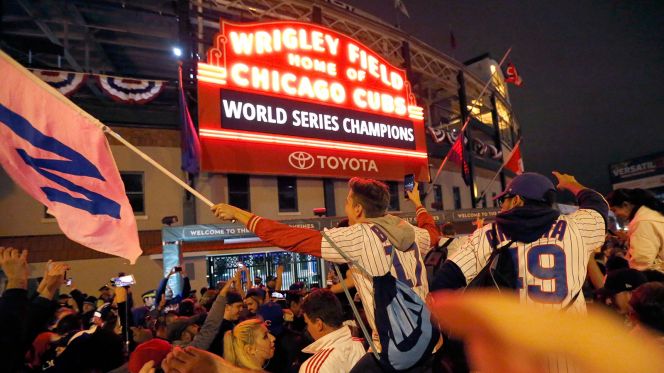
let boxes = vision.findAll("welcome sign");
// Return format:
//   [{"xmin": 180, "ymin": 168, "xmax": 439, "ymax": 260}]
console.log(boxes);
[{"xmin": 197, "ymin": 20, "xmax": 429, "ymax": 181}]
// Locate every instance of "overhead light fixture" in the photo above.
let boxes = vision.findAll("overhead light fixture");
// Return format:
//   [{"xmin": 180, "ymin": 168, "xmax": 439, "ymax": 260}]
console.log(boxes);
[{"xmin": 172, "ymin": 47, "xmax": 182, "ymax": 57}]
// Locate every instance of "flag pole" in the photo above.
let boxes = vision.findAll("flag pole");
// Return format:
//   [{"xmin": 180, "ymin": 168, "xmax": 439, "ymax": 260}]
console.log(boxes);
[
  {"xmin": 426, "ymin": 47, "xmax": 512, "ymax": 196},
  {"xmin": 476, "ymin": 138, "xmax": 522, "ymax": 202},
  {"xmin": 102, "ymin": 127, "xmax": 214, "ymax": 207},
  {"xmin": 1, "ymin": 50, "xmax": 215, "ymax": 208}
]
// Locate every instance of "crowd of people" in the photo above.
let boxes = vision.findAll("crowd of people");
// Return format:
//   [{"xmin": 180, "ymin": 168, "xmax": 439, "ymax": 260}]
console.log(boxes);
[{"xmin": 1, "ymin": 172, "xmax": 664, "ymax": 372}]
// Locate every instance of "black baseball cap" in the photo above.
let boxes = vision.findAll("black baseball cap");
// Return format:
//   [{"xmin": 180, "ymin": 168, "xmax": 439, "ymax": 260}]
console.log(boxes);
[
  {"xmin": 289, "ymin": 281, "xmax": 305, "ymax": 291},
  {"xmin": 598, "ymin": 268, "xmax": 647, "ymax": 297},
  {"xmin": 494, "ymin": 172, "xmax": 556, "ymax": 202},
  {"xmin": 605, "ymin": 256, "xmax": 629, "ymax": 272},
  {"xmin": 84, "ymin": 296, "xmax": 97, "ymax": 305}
]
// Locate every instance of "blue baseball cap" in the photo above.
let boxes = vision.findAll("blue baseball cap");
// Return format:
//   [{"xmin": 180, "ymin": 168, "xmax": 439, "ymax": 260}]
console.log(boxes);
[{"xmin": 494, "ymin": 172, "xmax": 556, "ymax": 202}]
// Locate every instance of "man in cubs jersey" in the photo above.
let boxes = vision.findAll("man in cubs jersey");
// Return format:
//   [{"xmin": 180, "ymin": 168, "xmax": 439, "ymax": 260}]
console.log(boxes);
[
  {"xmin": 212, "ymin": 177, "xmax": 440, "ymax": 370},
  {"xmin": 431, "ymin": 172, "xmax": 608, "ymax": 372}
]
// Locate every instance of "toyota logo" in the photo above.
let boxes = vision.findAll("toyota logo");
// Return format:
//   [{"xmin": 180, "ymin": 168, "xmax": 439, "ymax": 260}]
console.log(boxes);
[{"xmin": 288, "ymin": 151, "xmax": 315, "ymax": 170}]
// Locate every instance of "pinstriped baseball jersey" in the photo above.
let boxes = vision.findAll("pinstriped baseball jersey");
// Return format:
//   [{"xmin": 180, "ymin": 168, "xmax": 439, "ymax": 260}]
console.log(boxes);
[
  {"xmin": 320, "ymin": 222, "xmax": 432, "ymax": 335},
  {"xmin": 451, "ymin": 208, "xmax": 605, "ymax": 373},
  {"xmin": 450, "ymin": 208, "xmax": 605, "ymax": 313}
]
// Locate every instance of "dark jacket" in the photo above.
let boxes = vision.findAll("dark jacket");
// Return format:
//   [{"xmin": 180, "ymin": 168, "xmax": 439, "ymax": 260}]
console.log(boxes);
[
  {"xmin": 0, "ymin": 288, "xmax": 57, "ymax": 373},
  {"xmin": 46, "ymin": 328, "xmax": 124, "ymax": 373}
]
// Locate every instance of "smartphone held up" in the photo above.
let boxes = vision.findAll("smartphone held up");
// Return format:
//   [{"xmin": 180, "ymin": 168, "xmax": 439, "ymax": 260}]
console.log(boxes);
[
  {"xmin": 404, "ymin": 173, "xmax": 415, "ymax": 199},
  {"xmin": 110, "ymin": 274, "xmax": 136, "ymax": 287}
]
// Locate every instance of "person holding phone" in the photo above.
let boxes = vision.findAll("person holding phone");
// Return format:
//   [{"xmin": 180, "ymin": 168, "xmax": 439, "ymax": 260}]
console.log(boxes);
[
  {"xmin": 155, "ymin": 266, "xmax": 191, "ymax": 310},
  {"xmin": 212, "ymin": 177, "xmax": 441, "ymax": 370},
  {"xmin": 404, "ymin": 173, "xmax": 415, "ymax": 199}
]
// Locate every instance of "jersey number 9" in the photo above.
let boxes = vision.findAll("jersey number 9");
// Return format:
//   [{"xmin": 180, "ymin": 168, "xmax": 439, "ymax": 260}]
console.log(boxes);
[{"xmin": 510, "ymin": 244, "xmax": 569, "ymax": 303}]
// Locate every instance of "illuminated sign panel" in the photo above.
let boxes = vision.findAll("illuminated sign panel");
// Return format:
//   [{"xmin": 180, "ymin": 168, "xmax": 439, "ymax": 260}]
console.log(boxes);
[{"xmin": 198, "ymin": 20, "xmax": 429, "ymax": 181}]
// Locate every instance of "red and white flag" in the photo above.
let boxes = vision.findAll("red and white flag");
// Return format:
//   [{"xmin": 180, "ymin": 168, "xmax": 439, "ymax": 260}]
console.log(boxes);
[
  {"xmin": 504, "ymin": 140, "xmax": 524, "ymax": 175},
  {"xmin": 504, "ymin": 62, "xmax": 523, "ymax": 87},
  {"xmin": 448, "ymin": 135, "xmax": 472, "ymax": 186},
  {"xmin": 0, "ymin": 51, "xmax": 142, "ymax": 263}
]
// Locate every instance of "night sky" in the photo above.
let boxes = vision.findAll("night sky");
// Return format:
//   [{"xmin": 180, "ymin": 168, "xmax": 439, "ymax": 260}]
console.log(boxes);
[{"xmin": 344, "ymin": 1, "xmax": 664, "ymax": 193}]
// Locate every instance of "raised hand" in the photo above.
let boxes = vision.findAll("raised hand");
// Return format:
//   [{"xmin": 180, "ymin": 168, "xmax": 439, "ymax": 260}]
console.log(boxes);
[
  {"xmin": 39, "ymin": 261, "xmax": 70, "ymax": 300},
  {"xmin": 211, "ymin": 203, "xmax": 237, "ymax": 221},
  {"xmin": 0, "ymin": 247, "xmax": 29, "ymax": 290},
  {"xmin": 220, "ymin": 276, "xmax": 233, "ymax": 297},
  {"xmin": 552, "ymin": 171, "xmax": 585, "ymax": 195},
  {"xmin": 406, "ymin": 181, "xmax": 422, "ymax": 206}
]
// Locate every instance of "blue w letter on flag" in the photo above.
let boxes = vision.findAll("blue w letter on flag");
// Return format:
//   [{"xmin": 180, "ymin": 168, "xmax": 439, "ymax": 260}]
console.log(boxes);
[{"xmin": 0, "ymin": 104, "xmax": 121, "ymax": 218}]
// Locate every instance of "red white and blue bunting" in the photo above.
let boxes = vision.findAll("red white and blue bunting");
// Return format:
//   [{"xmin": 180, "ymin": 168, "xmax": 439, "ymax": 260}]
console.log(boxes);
[
  {"xmin": 30, "ymin": 69, "xmax": 87, "ymax": 96},
  {"xmin": 97, "ymin": 75, "xmax": 166, "ymax": 104},
  {"xmin": 28, "ymin": 68, "xmax": 167, "ymax": 104}
]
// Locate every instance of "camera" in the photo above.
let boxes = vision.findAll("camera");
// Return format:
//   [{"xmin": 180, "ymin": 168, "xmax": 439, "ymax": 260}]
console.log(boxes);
[{"xmin": 110, "ymin": 274, "xmax": 136, "ymax": 287}]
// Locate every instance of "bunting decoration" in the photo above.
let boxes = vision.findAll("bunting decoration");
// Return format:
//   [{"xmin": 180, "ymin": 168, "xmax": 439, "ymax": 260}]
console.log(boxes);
[
  {"xmin": 97, "ymin": 75, "xmax": 166, "ymax": 104},
  {"xmin": 28, "ymin": 69, "xmax": 168, "ymax": 104},
  {"xmin": 30, "ymin": 69, "xmax": 87, "ymax": 96}
]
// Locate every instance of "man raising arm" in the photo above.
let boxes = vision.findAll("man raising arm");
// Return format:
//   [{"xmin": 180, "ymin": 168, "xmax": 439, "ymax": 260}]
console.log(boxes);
[{"xmin": 211, "ymin": 178, "xmax": 439, "ymax": 341}]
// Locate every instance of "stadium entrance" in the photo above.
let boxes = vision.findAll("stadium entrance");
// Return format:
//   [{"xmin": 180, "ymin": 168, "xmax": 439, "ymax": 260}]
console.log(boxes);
[{"xmin": 207, "ymin": 251, "xmax": 322, "ymax": 290}]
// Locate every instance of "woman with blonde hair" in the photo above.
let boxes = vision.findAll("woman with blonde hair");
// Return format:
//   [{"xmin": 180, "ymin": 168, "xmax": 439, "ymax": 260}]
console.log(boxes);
[{"xmin": 223, "ymin": 319, "xmax": 275, "ymax": 370}]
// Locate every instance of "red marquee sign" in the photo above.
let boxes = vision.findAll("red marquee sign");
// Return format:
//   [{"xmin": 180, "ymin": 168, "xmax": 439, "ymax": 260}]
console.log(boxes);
[{"xmin": 197, "ymin": 20, "xmax": 429, "ymax": 181}]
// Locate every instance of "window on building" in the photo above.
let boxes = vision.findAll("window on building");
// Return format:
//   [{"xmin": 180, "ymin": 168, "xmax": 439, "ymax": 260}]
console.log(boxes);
[
  {"xmin": 433, "ymin": 184, "xmax": 443, "ymax": 210},
  {"xmin": 387, "ymin": 181, "xmax": 399, "ymax": 211},
  {"xmin": 228, "ymin": 174, "xmax": 250, "ymax": 210},
  {"xmin": 277, "ymin": 177, "xmax": 298, "ymax": 212},
  {"xmin": 121, "ymin": 172, "xmax": 145, "ymax": 215},
  {"xmin": 480, "ymin": 194, "xmax": 487, "ymax": 208},
  {"xmin": 453, "ymin": 186, "xmax": 462, "ymax": 210},
  {"xmin": 43, "ymin": 172, "xmax": 145, "ymax": 218}
]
